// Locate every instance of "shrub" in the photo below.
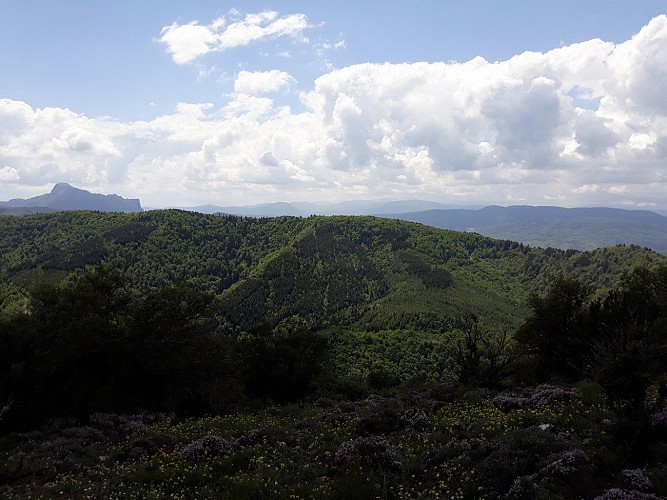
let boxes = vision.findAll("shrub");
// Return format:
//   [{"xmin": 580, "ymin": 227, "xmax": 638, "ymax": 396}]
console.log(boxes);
[
  {"xmin": 400, "ymin": 407, "xmax": 431, "ymax": 433},
  {"xmin": 492, "ymin": 385, "xmax": 578, "ymax": 411},
  {"xmin": 367, "ymin": 368, "xmax": 401, "ymax": 390},
  {"xmin": 181, "ymin": 435, "xmax": 234, "ymax": 460},
  {"xmin": 334, "ymin": 436, "xmax": 402, "ymax": 472}
]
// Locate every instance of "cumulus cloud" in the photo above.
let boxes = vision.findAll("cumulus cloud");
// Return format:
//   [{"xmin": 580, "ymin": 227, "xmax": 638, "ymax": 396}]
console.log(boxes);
[
  {"xmin": 3, "ymin": 16, "xmax": 667, "ymax": 209},
  {"xmin": 158, "ymin": 10, "xmax": 310, "ymax": 64},
  {"xmin": 0, "ymin": 166, "xmax": 20, "ymax": 183},
  {"xmin": 607, "ymin": 185, "xmax": 629, "ymax": 194},
  {"xmin": 234, "ymin": 70, "xmax": 296, "ymax": 95},
  {"xmin": 573, "ymin": 110, "xmax": 620, "ymax": 157},
  {"xmin": 572, "ymin": 184, "xmax": 600, "ymax": 194}
]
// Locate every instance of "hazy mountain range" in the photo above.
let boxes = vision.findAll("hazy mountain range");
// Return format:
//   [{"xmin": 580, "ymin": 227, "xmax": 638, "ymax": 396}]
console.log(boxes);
[
  {"xmin": 2, "ymin": 184, "xmax": 666, "ymax": 254},
  {"xmin": 173, "ymin": 200, "xmax": 667, "ymax": 255},
  {"xmin": 391, "ymin": 205, "xmax": 667, "ymax": 255},
  {"xmin": 173, "ymin": 199, "xmax": 478, "ymax": 217}
]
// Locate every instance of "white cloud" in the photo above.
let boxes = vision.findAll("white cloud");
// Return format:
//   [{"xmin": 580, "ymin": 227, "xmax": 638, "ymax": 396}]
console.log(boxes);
[
  {"xmin": 3, "ymin": 16, "xmax": 667, "ymax": 209},
  {"xmin": 157, "ymin": 22, "xmax": 219, "ymax": 64},
  {"xmin": 314, "ymin": 38, "xmax": 346, "ymax": 70},
  {"xmin": 572, "ymin": 184, "xmax": 600, "ymax": 194},
  {"xmin": 158, "ymin": 10, "xmax": 310, "ymax": 64},
  {"xmin": 0, "ymin": 166, "xmax": 19, "ymax": 183},
  {"xmin": 573, "ymin": 110, "xmax": 620, "ymax": 157},
  {"xmin": 0, "ymin": 98, "xmax": 34, "ymax": 141},
  {"xmin": 234, "ymin": 70, "xmax": 295, "ymax": 95},
  {"xmin": 607, "ymin": 185, "xmax": 629, "ymax": 194},
  {"xmin": 219, "ymin": 11, "xmax": 309, "ymax": 48},
  {"xmin": 315, "ymin": 39, "xmax": 346, "ymax": 56}
]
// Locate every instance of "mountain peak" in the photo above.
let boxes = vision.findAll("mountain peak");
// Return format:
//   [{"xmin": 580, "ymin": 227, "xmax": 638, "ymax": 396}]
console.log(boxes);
[
  {"xmin": 1, "ymin": 183, "xmax": 142, "ymax": 213},
  {"xmin": 51, "ymin": 183, "xmax": 76, "ymax": 195}
]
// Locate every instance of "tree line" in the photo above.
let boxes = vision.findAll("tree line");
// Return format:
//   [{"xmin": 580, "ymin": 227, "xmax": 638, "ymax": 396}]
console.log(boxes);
[{"xmin": 0, "ymin": 266, "xmax": 327, "ymax": 430}]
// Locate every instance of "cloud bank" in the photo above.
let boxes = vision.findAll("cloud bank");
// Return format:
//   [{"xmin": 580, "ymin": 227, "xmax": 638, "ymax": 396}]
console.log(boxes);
[{"xmin": 2, "ymin": 15, "xmax": 667, "ymax": 208}]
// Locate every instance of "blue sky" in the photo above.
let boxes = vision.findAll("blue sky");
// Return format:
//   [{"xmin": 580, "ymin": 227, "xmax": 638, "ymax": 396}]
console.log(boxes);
[{"xmin": 1, "ymin": 1, "xmax": 667, "ymax": 208}]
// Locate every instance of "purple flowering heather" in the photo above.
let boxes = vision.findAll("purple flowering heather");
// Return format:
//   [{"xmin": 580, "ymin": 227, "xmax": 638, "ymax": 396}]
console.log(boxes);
[
  {"xmin": 492, "ymin": 384, "xmax": 579, "ymax": 411},
  {"xmin": 620, "ymin": 468, "xmax": 653, "ymax": 492},
  {"xmin": 334, "ymin": 436, "xmax": 402, "ymax": 472},
  {"xmin": 181, "ymin": 435, "xmax": 234, "ymax": 460},
  {"xmin": 594, "ymin": 488, "xmax": 661, "ymax": 499}
]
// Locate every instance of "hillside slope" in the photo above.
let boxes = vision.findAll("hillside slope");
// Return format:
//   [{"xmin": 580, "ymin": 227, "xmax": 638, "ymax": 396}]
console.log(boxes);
[{"xmin": 1, "ymin": 210, "xmax": 664, "ymax": 333}]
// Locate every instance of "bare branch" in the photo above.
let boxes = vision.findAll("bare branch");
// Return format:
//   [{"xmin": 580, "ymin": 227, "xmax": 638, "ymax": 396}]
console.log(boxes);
[{"xmin": 0, "ymin": 398, "xmax": 11, "ymax": 421}]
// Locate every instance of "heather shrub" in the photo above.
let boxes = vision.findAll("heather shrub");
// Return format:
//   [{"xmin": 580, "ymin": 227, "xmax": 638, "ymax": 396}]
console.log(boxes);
[
  {"xmin": 492, "ymin": 384, "xmax": 578, "ymax": 411},
  {"xmin": 503, "ymin": 448, "xmax": 598, "ymax": 499},
  {"xmin": 181, "ymin": 435, "xmax": 234, "ymax": 460},
  {"xmin": 594, "ymin": 488, "xmax": 661, "ymax": 499},
  {"xmin": 353, "ymin": 395, "xmax": 407, "ymax": 435},
  {"xmin": 113, "ymin": 438, "xmax": 160, "ymax": 463},
  {"xmin": 620, "ymin": 468, "xmax": 653, "ymax": 492},
  {"xmin": 429, "ymin": 381, "xmax": 461, "ymax": 403},
  {"xmin": 89, "ymin": 412, "xmax": 172, "ymax": 434},
  {"xmin": 356, "ymin": 404, "xmax": 402, "ymax": 435},
  {"xmin": 334, "ymin": 436, "xmax": 402, "ymax": 472},
  {"xmin": 400, "ymin": 407, "xmax": 431, "ymax": 433},
  {"xmin": 471, "ymin": 427, "xmax": 573, "ymax": 497}
]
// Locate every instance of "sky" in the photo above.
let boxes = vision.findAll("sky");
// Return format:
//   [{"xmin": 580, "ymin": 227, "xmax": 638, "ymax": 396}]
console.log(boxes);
[{"xmin": 1, "ymin": 1, "xmax": 667, "ymax": 210}]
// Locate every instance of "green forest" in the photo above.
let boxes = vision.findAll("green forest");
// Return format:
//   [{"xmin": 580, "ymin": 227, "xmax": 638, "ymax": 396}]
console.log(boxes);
[{"xmin": 1, "ymin": 210, "xmax": 667, "ymax": 498}]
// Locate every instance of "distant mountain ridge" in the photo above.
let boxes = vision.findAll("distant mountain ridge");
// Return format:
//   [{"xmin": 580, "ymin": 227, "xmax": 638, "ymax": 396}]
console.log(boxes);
[
  {"xmin": 183, "ymin": 201, "xmax": 308, "ymax": 217},
  {"xmin": 0, "ymin": 183, "xmax": 142, "ymax": 213},
  {"xmin": 6, "ymin": 186, "xmax": 663, "ymax": 254},
  {"xmin": 391, "ymin": 205, "xmax": 667, "ymax": 230},
  {"xmin": 172, "ymin": 200, "xmax": 667, "ymax": 255},
  {"xmin": 175, "ymin": 199, "xmax": 478, "ymax": 216},
  {"xmin": 390, "ymin": 205, "xmax": 667, "ymax": 255}
]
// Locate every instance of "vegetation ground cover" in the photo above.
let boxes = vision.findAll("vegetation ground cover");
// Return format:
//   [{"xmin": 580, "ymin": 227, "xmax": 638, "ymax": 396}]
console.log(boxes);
[
  {"xmin": 1, "ymin": 211, "xmax": 666, "ymax": 498},
  {"xmin": 1, "ymin": 383, "xmax": 666, "ymax": 499}
]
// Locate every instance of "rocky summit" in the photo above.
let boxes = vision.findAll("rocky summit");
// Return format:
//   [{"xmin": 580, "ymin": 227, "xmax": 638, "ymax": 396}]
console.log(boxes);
[{"xmin": 0, "ymin": 183, "xmax": 142, "ymax": 212}]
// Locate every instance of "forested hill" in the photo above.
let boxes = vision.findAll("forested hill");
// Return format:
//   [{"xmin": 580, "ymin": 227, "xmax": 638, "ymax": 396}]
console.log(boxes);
[{"xmin": 1, "ymin": 210, "xmax": 665, "ymax": 332}]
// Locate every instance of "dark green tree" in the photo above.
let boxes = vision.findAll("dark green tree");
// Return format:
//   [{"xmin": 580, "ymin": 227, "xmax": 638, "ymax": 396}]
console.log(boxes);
[
  {"xmin": 453, "ymin": 314, "xmax": 513, "ymax": 387},
  {"xmin": 589, "ymin": 267, "xmax": 667, "ymax": 415},
  {"xmin": 127, "ymin": 281, "xmax": 217, "ymax": 413},
  {"xmin": 515, "ymin": 277, "xmax": 591, "ymax": 380},
  {"xmin": 238, "ymin": 326, "xmax": 328, "ymax": 403}
]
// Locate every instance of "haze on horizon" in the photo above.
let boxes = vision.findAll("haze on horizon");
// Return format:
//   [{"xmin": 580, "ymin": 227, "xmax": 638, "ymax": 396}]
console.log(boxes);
[{"xmin": 1, "ymin": 1, "xmax": 666, "ymax": 210}]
